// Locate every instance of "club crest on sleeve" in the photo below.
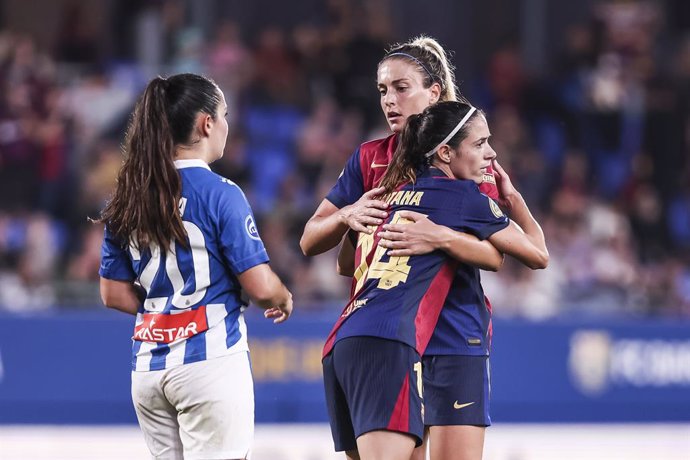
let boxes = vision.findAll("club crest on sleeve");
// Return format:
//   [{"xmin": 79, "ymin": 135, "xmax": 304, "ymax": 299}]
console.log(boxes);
[
  {"xmin": 245, "ymin": 215, "xmax": 261, "ymax": 240},
  {"xmin": 489, "ymin": 197, "xmax": 503, "ymax": 218}
]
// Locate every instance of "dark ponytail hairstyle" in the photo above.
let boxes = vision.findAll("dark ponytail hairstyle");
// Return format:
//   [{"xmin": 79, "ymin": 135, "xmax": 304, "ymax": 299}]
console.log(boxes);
[
  {"xmin": 380, "ymin": 101, "xmax": 479, "ymax": 192},
  {"xmin": 99, "ymin": 73, "xmax": 221, "ymax": 250}
]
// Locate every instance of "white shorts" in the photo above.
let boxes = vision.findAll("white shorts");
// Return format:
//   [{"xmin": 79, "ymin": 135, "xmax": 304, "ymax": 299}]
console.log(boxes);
[{"xmin": 131, "ymin": 351, "xmax": 254, "ymax": 460}]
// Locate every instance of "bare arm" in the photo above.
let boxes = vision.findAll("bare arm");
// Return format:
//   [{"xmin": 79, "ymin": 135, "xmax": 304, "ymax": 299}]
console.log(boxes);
[
  {"xmin": 378, "ymin": 211, "xmax": 505, "ymax": 271},
  {"xmin": 488, "ymin": 160, "xmax": 548, "ymax": 269},
  {"xmin": 100, "ymin": 278, "xmax": 143, "ymax": 315},
  {"xmin": 237, "ymin": 263, "xmax": 293, "ymax": 323},
  {"xmin": 300, "ymin": 187, "xmax": 389, "ymax": 256},
  {"xmin": 336, "ymin": 231, "xmax": 356, "ymax": 277}
]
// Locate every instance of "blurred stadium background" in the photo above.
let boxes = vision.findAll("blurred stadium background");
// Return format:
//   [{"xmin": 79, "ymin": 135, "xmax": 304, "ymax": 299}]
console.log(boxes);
[{"xmin": 0, "ymin": 0, "xmax": 689, "ymax": 458}]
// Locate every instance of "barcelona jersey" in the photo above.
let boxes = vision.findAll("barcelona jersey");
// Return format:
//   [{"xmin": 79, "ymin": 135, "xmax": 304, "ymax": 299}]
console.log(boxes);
[
  {"xmin": 100, "ymin": 159, "xmax": 269, "ymax": 371},
  {"xmin": 323, "ymin": 168, "xmax": 509, "ymax": 357},
  {"xmin": 326, "ymin": 136, "xmax": 502, "ymax": 356}
]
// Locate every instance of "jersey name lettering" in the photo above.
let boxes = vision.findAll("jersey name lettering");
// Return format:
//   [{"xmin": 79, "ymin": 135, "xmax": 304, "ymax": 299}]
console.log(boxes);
[{"xmin": 384, "ymin": 190, "xmax": 424, "ymax": 206}]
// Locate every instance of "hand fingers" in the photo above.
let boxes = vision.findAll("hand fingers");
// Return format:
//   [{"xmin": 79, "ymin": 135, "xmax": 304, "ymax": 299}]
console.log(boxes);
[
  {"xmin": 364, "ymin": 186, "xmax": 387, "ymax": 198},
  {"xmin": 381, "ymin": 223, "xmax": 406, "ymax": 233},
  {"xmin": 265, "ymin": 308, "xmax": 289, "ymax": 323},
  {"xmin": 387, "ymin": 248, "xmax": 413, "ymax": 257},
  {"xmin": 492, "ymin": 159, "xmax": 506, "ymax": 175},
  {"xmin": 366, "ymin": 199, "xmax": 390, "ymax": 210},
  {"xmin": 352, "ymin": 217, "xmax": 385, "ymax": 228},
  {"xmin": 378, "ymin": 230, "xmax": 405, "ymax": 241},
  {"xmin": 273, "ymin": 313, "xmax": 288, "ymax": 324},
  {"xmin": 378, "ymin": 238, "xmax": 407, "ymax": 249},
  {"xmin": 359, "ymin": 207, "xmax": 388, "ymax": 219},
  {"xmin": 397, "ymin": 210, "xmax": 425, "ymax": 222},
  {"xmin": 350, "ymin": 221, "xmax": 374, "ymax": 234}
]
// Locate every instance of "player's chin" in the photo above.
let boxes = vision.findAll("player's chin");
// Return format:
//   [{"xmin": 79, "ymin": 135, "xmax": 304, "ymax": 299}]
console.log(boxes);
[{"xmin": 388, "ymin": 120, "xmax": 403, "ymax": 133}]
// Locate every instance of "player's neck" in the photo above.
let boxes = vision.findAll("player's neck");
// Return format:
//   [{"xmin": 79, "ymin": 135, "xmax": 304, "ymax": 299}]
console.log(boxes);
[
  {"xmin": 430, "ymin": 163, "xmax": 453, "ymax": 179},
  {"xmin": 174, "ymin": 144, "xmax": 212, "ymax": 164}
]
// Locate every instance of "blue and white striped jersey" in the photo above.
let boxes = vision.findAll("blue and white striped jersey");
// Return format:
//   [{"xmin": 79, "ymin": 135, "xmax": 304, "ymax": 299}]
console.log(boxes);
[{"xmin": 99, "ymin": 159, "xmax": 269, "ymax": 371}]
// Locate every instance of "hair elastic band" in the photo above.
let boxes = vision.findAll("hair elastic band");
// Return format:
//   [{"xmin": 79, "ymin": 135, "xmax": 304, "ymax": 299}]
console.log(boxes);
[
  {"xmin": 424, "ymin": 107, "xmax": 477, "ymax": 158},
  {"xmin": 386, "ymin": 52, "xmax": 435, "ymax": 81}
]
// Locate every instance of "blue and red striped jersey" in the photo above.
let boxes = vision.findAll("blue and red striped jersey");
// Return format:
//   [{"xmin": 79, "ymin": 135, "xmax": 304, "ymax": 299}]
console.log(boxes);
[
  {"xmin": 99, "ymin": 159, "xmax": 269, "ymax": 371},
  {"xmin": 323, "ymin": 168, "xmax": 509, "ymax": 357}
]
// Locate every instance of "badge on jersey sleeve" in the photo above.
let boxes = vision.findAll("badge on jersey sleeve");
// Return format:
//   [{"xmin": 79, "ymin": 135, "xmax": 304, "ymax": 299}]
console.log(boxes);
[
  {"xmin": 489, "ymin": 197, "xmax": 504, "ymax": 218},
  {"xmin": 245, "ymin": 215, "xmax": 261, "ymax": 240}
]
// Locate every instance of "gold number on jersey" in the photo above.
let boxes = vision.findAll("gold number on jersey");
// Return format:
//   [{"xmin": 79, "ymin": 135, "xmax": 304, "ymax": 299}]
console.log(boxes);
[{"xmin": 352, "ymin": 211, "xmax": 412, "ymax": 292}]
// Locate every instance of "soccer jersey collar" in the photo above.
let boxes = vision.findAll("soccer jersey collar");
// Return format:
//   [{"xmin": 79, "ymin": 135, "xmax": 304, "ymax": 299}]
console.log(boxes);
[
  {"xmin": 174, "ymin": 159, "xmax": 212, "ymax": 170},
  {"xmin": 422, "ymin": 166, "xmax": 452, "ymax": 179}
]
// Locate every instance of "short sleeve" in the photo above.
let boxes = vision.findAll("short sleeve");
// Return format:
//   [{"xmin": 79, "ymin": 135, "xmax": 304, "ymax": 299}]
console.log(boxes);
[
  {"xmin": 99, "ymin": 226, "xmax": 137, "ymax": 281},
  {"xmin": 215, "ymin": 181, "xmax": 270, "ymax": 274},
  {"xmin": 460, "ymin": 192, "xmax": 510, "ymax": 240},
  {"xmin": 325, "ymin": 148, "xmax": 364, "ymax": 209}
]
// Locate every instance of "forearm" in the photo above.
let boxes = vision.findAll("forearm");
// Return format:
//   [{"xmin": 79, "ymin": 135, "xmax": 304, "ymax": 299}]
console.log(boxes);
[
  {"xmin": 300, "ymin": 210, "xmax": 351, "ymax": 256},
  {"xmin": 504, "ymin": 193, "xmax": 549, "ymax": 266},
  {"xmin": 436, "ymin": 227, "xmax": 504, "ymax": 271},
  {"xmin": 100, "ymin": 278, "xmax": 141, "ymax": 315},
  {"xmin": 336, "ymin": 232, "xmax": 356, "ymax": 277},
  {"xmin": 239, "ymin": 264, "xmax": 292, "ymax": 309}
]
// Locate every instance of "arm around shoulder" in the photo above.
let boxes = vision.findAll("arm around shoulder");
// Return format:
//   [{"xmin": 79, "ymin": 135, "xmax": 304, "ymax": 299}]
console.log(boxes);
[
  {"xmin": 489, "ymin": 192, "xmax": 549, "ymax": 270},
  {"xmin": 378, "ymin": 210, "xmax": 504, "ymax": 271},
  {"xmin": 301, "ymin": 187, "xmax": 389, "ymax": 256},
  {"xmin": 436, "ymin": 226, "xmax": 505, "ymax": 271},
  {"xmin": 300, "ymin": 199, "xmax": 350, "ymax": 256}
]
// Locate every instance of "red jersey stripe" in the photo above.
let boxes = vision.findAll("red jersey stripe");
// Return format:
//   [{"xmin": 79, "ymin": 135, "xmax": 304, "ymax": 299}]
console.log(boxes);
[
  {"xmin": 415, "ymin": 261, "xmax": 458, "ymax": 354},
  {"xmin": 387, "ymin": 374, "xmax": 410, "ymax": 433}
]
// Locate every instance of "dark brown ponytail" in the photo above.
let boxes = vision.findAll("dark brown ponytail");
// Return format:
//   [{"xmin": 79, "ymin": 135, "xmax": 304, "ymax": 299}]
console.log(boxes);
[
  {"xmin": 99, "ymin": 74, "xmax": 221, "ymax": 250},
  {"xmin": 379, "ymin": 101, "xmax": 479, "ymax": 192}
]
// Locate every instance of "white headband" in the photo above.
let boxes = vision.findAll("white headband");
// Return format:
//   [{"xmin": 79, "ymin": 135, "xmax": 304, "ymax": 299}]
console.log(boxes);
[{"xmin": 424, "ymin": 107, "xmax": 477, "ymax": 158}]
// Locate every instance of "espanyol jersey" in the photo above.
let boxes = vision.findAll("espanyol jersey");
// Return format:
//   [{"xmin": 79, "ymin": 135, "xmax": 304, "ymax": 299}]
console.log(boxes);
[
  {"xmin": 326, "ymin": 136, "xmax": 502, "ymax": 356},
  {"xmin": 323, "ymin": 168, "xmax": 509, "ymax": 357},
  {"xmin": 99, "ymin": 159, "xmax": 269, "ymax": 372}
]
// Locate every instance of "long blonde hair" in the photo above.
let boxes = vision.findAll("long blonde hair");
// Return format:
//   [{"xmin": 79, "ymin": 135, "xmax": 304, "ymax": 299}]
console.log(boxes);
[{"xmin": 380, "ymin": 35, "xmax": 468, "ymax": 103}]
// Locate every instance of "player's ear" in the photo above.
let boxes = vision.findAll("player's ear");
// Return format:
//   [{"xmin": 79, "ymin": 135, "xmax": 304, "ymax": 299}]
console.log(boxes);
[
  {"xmin": 429, "ymin": 82, "xmax": 441, "ymax": 105},
  {"xmin": 198, "ymin": 113, "xmax": 214, "ymax": 137},
  {"xmin": 438, "ymin": 145, "xmax": 452, "ymax": 163}
]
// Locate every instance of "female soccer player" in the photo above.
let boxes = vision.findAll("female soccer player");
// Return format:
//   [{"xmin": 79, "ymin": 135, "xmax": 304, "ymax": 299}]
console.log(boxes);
[
  {"xmin": 301, "ymin": 36, "xmax": 502, "ymax": 459},
  {"xmin": 98, "ymin": 73, "xmax": 293, "ymax": 460},
  {"xmin": 322, "ymin": 100, "xmax": 547, "ymax": 460},
  {"xmin": 301, "ymin": 36, "xmax": 547, "ymax": 460}
]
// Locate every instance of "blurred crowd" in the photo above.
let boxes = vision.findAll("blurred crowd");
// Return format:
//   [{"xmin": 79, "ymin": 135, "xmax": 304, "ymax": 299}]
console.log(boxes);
[{"xmin": 0, "ymin": 0, "xmax": 689, "ymax": 318}]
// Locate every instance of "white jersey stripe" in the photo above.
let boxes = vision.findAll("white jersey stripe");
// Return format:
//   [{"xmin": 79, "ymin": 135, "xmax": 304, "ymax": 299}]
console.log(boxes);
[
  {"xmin": 164, "ymin": 337, "xmax": 186, "ymax": 368},
  {"xmin": 134, "ymin": 341, "xmax": 155, "ymax": 372},
  {"xmin": 205, "ymin": 304, "xmax": 230, "ymax": 358}
]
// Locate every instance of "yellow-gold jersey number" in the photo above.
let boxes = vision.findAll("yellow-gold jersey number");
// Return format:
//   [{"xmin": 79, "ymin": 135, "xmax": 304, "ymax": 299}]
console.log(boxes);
[{"xmin": 352, "ymin": 211, "xmax": 414, "ymax": 293}]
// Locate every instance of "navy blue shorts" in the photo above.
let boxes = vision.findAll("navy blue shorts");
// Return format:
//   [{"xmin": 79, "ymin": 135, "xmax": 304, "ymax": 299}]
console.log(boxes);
[
  {"xmin": 422, "ymin": 355, "xmax": 491, "ymax": 426},
  {"xmin": 322, "ymin": 337, "xmax": 424, "ymax": 452}
]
